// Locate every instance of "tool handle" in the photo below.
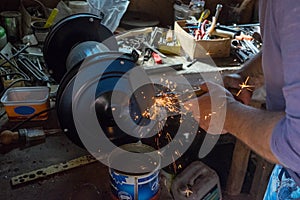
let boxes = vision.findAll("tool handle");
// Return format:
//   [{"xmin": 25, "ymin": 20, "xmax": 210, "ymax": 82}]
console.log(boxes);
[
  {"xmin": 214, "ymin": 4, "xmax": 223, "ymax": 21},
  {"xmin": 0, "ymin": 130, "xmax": 19, "ymax": 145},
  {"xmin": 152, "ymin": 52, "xmax": 163, "ymax": 64},
  {"xmin": 198, "ymin": 9, "xmax": 210, "ymax": 22},
  {"xmin": 44, "ymin": 8, "xmax": 59, "ymax": 28},
  {"xmin": 206, "ymin": 4, "xmax": 223, "ymax": 37}
]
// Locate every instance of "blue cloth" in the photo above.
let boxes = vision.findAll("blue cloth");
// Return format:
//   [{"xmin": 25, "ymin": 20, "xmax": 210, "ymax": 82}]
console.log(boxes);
[
  {"xmin": 259, "ymin": 0, "xmax": 300, "ymax": 188},
  {"xmin": 264, "ymin": 165, "xmax": 300, "ymax": 200}
]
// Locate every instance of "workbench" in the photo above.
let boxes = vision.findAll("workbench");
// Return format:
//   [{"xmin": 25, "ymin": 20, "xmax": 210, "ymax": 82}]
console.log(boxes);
[
  {"xmin": 0, "ymin": 57, "xmax": 262, "ymax": 200},
  {"xmin": 0, "ymin": 108, "xmax": 230, "ymax": 200},
  {"xmin": 0, "ymin": 53, "xmax": 269, "ymax": 200}
]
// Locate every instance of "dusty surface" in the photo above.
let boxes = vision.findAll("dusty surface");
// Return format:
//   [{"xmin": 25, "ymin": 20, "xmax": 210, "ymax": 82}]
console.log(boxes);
[{"xmin": 0, "ymin": 125, "xmax": 253, "ymax": 200}]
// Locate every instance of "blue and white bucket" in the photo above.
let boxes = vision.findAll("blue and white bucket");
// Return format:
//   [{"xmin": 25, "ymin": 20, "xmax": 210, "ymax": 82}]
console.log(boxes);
[{"xmin": 109, "ymin": 143, "xmax": 161, "ymax": 200}]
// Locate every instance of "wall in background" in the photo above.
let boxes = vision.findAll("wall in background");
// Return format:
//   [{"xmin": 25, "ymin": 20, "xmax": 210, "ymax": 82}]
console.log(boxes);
[
  {"xmin": 0, "ymin": 0, "xmax": 259, "ymax": 28},
  {"xmin": 0, "ymin": 0, "xmax": 61, "ymax": 11},
  {"xmin": 128, "ymin": 0, "xmax": 259, "ymax": 27},
  {"xmin": 127, "ymin": 0, "xmax": 174, "ymax": 27}
]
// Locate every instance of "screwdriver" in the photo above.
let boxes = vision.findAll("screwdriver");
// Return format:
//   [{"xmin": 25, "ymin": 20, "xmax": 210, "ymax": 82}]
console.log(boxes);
[
  {"xmin": 203, "ymin": 4, "xmax": 223, "ymax": 39},
  {"xmin": 44, "ymin": 8, "xmax": 59, "ymax": 28},
  {"xmin": 194, "ymin": 9, "xmax": 210, "ymax": 40},
  {"xmin": 198, "ymin": 9, "xmax": 210, "ymax": 23}
]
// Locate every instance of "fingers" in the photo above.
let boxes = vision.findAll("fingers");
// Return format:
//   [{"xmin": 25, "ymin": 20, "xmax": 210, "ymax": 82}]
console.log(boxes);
[
  {"xmin": 235, "ymin": 89, "xmax": 252, "ymax": 105},
  {"xmin": 200, "ymin": 82, "xmax": 208, "ymax": 92},
  {"xmin": 223, "ymin": 73, "xmax": 243, "ymax": 89}
]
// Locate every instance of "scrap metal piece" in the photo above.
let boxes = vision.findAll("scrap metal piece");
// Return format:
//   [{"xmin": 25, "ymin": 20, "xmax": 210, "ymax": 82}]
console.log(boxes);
[{"xmin": 11, "ymin": 155, "xmax": 97, "ymax": 186}]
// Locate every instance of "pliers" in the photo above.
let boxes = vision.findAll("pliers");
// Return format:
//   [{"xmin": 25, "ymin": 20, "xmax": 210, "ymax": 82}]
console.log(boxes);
[{"xmin": 194, "ymin": 19, "xmax": 209, "ymax": 41}]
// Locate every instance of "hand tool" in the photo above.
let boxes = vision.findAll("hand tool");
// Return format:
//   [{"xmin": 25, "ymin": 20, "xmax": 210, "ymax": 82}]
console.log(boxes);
[
  {"xmin": 194, "ymin": 9, "xmax": 210, "ymax": 41},
  {"xmin": 228, "ymin": 23, "xmax": 260, "ymax": 28},
  {"xmin": 194, "ymin": 19, "xmax": 208, "ymax": 41},
  {"xmin": 212, "ymin": 25, "xmax": 241, "ymax": 38},
  {"xmin": 44, "ymin": 8, "xmax": 59, "ymax": 28},
  {"xmin": 0, "ymin": 43, "xmax": 31, "ymax": 81},
  {"xmin": 198, "ymin": 9, "xmax": 210, "ymax": 23},
  {"xmin": 186, "ymin": 16, "xmax": 199, "ymax": 25},
  {"xmin": 186, "ymin": 59, "xmax": 197, "ymax": 68},
  {"xmin": 151, "ymin": 52, "xmax": 163, "ymax": 64},
  {"xmin": 17, "ymin": 55, "xmax": 50, "ymax": 82},
  {"xmin": 203, "ymin": 4, "xmax": 223, "ymax": 39},
  {"xmin": 232, "ymin": 48, "xmax": 249, "ymax": 63},
  {"xmin": 142, "ymin": 63, "xmax": 183, "ymax": 74},
  {"xmin": 0, "ymin": 42, "xmax": 34, "ymax": 67},
  {"xmin": 0, "ymin": 128, "xmax": 62, "ymax": 145},
  {"xmin": 241, "ymin": 39, "xmax": 260, "ymax": 54}
]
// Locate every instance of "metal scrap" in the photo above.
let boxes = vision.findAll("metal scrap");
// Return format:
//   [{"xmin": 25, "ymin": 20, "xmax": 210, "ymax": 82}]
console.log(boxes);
[{"xmin": 11, "ymin": 155, "xmax": 98, "ymax": 186}]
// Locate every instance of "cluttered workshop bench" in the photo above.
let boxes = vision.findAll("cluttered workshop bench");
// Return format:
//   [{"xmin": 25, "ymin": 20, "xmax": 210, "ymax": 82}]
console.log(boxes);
[{"xmin": 0, "ymin": 5, "xmax": 270, "ymax": 200}]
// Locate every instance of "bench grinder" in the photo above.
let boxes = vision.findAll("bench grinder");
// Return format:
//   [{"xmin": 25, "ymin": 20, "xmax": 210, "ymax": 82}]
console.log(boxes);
[{"xmin": 43, "ymin": 13, "xmax": 157, "ymax": 148}]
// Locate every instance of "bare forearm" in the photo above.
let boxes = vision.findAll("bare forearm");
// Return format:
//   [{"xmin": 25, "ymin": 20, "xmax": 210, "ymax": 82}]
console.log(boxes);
[
  {"xmin": 237, "ymin": 51, "xmax": 264, "ymax": 88},
  {"xmin": 224, "ymin": 99, "xmax": 284, "ymax": 163}
]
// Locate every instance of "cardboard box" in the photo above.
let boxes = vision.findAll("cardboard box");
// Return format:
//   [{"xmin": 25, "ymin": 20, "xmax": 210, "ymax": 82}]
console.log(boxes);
[{"xmin": 174, "ymin": 20, "xmax": 231, "ymax": 59}]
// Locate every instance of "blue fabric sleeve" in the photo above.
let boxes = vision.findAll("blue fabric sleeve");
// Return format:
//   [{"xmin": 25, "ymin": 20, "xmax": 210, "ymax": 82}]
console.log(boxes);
[{"xmin": 270, "ymin": 0, "xmax": 300, "ymax": 174}]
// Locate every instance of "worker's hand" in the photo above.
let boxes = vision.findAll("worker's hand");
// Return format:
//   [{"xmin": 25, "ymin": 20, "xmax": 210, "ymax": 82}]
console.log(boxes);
[
  {"xmin": 223, "ymin": 74, "xmax": 253, "ymax": 105},
  {"xmin": 184, "ymin": 82, "xmax": 235, "ymax": 134}
]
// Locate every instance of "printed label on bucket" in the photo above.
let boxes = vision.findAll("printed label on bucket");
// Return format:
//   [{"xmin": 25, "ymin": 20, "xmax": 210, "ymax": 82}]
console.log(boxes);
[
  {"xmin": 110, "ymin": 168, "xmax": 160, "ymax": 200},
  {"xmin": 14, "ymin": 106, "xmax": 35, "ymax": 115}
]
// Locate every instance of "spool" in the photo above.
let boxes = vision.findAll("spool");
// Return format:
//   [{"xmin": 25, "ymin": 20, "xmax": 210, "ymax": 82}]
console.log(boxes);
[
  {"xmin": 109, "ymin": 143, "xmax": 161, "ymax": 200},
  {"xmin": 120, "ymin": 11, "xmax": 160, "ymax": 29},
  {"xmin": 69, "ymin": 1, "xmax": 90, "ymax": 14},
  {"xmin": 0, "ymin": 11, "xmax": 22, "ymax": 42}
]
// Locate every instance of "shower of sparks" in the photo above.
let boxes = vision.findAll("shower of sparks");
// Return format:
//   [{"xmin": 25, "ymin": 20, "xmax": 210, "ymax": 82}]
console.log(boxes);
[
  {"xmin": 204, "ymin": 111, "xmax": 217, "ymax": 120},
  {"xmin": 138, "ymin": 77, "xmax": 201, "ymax": 174},
  {"xmin": 183, "ymin": 185, "xmax": 193, "ymax": 197},
  {"xmin": 142, "ymin": 92, "xmax": 180, "ymax": 120},
  {"xmin": 165, "ymin": 132, "xmax": 173, "ymax": 142},
  {"xmin": 236, "ymin": 76, "xmax": 254, "ymax": 96}
]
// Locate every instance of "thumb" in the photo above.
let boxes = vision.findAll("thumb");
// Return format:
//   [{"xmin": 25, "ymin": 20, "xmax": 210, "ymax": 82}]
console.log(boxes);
[{"xmin": 200, "ymin": 82, "xmax": 209, "ymax": 92}]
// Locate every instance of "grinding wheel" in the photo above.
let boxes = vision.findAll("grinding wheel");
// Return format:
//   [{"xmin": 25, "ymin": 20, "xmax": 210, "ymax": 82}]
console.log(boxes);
[
  {"xmin": 56, "ymin": 52, "xmax": 139, "ymax": 148},
  {"xmin": 43, "ymin": 13, "xmax": 118, "ymax": 82}
]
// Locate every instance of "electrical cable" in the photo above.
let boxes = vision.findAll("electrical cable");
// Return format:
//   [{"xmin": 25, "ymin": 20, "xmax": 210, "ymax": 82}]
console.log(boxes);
[
  {"xmin": 0, "ymin": 78, "xmax": 32, "ymax": 99},
  {"xmin": 0, "ymin": 111, "xmax": 6, "ymax": 119}
]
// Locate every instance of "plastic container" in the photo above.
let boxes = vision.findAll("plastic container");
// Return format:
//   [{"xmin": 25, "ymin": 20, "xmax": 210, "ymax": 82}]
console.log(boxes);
[
  {"xmin": 1, "ymin": 86, "xmax": 50, "ymax": 121},
  {"xmin": 0, "ymin": 11, "xmax": 22, "ymax": 42},
  {"xmin": 171, "ymin": 161, "xmax": 222, "ymax": 200},
  {"xmin": 173, "ymin": 3, "xmax": 202, "ymax": 21},
  {"xmin": 69, "ymin": 1, "xmax": 89, "ymax": 14}
]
